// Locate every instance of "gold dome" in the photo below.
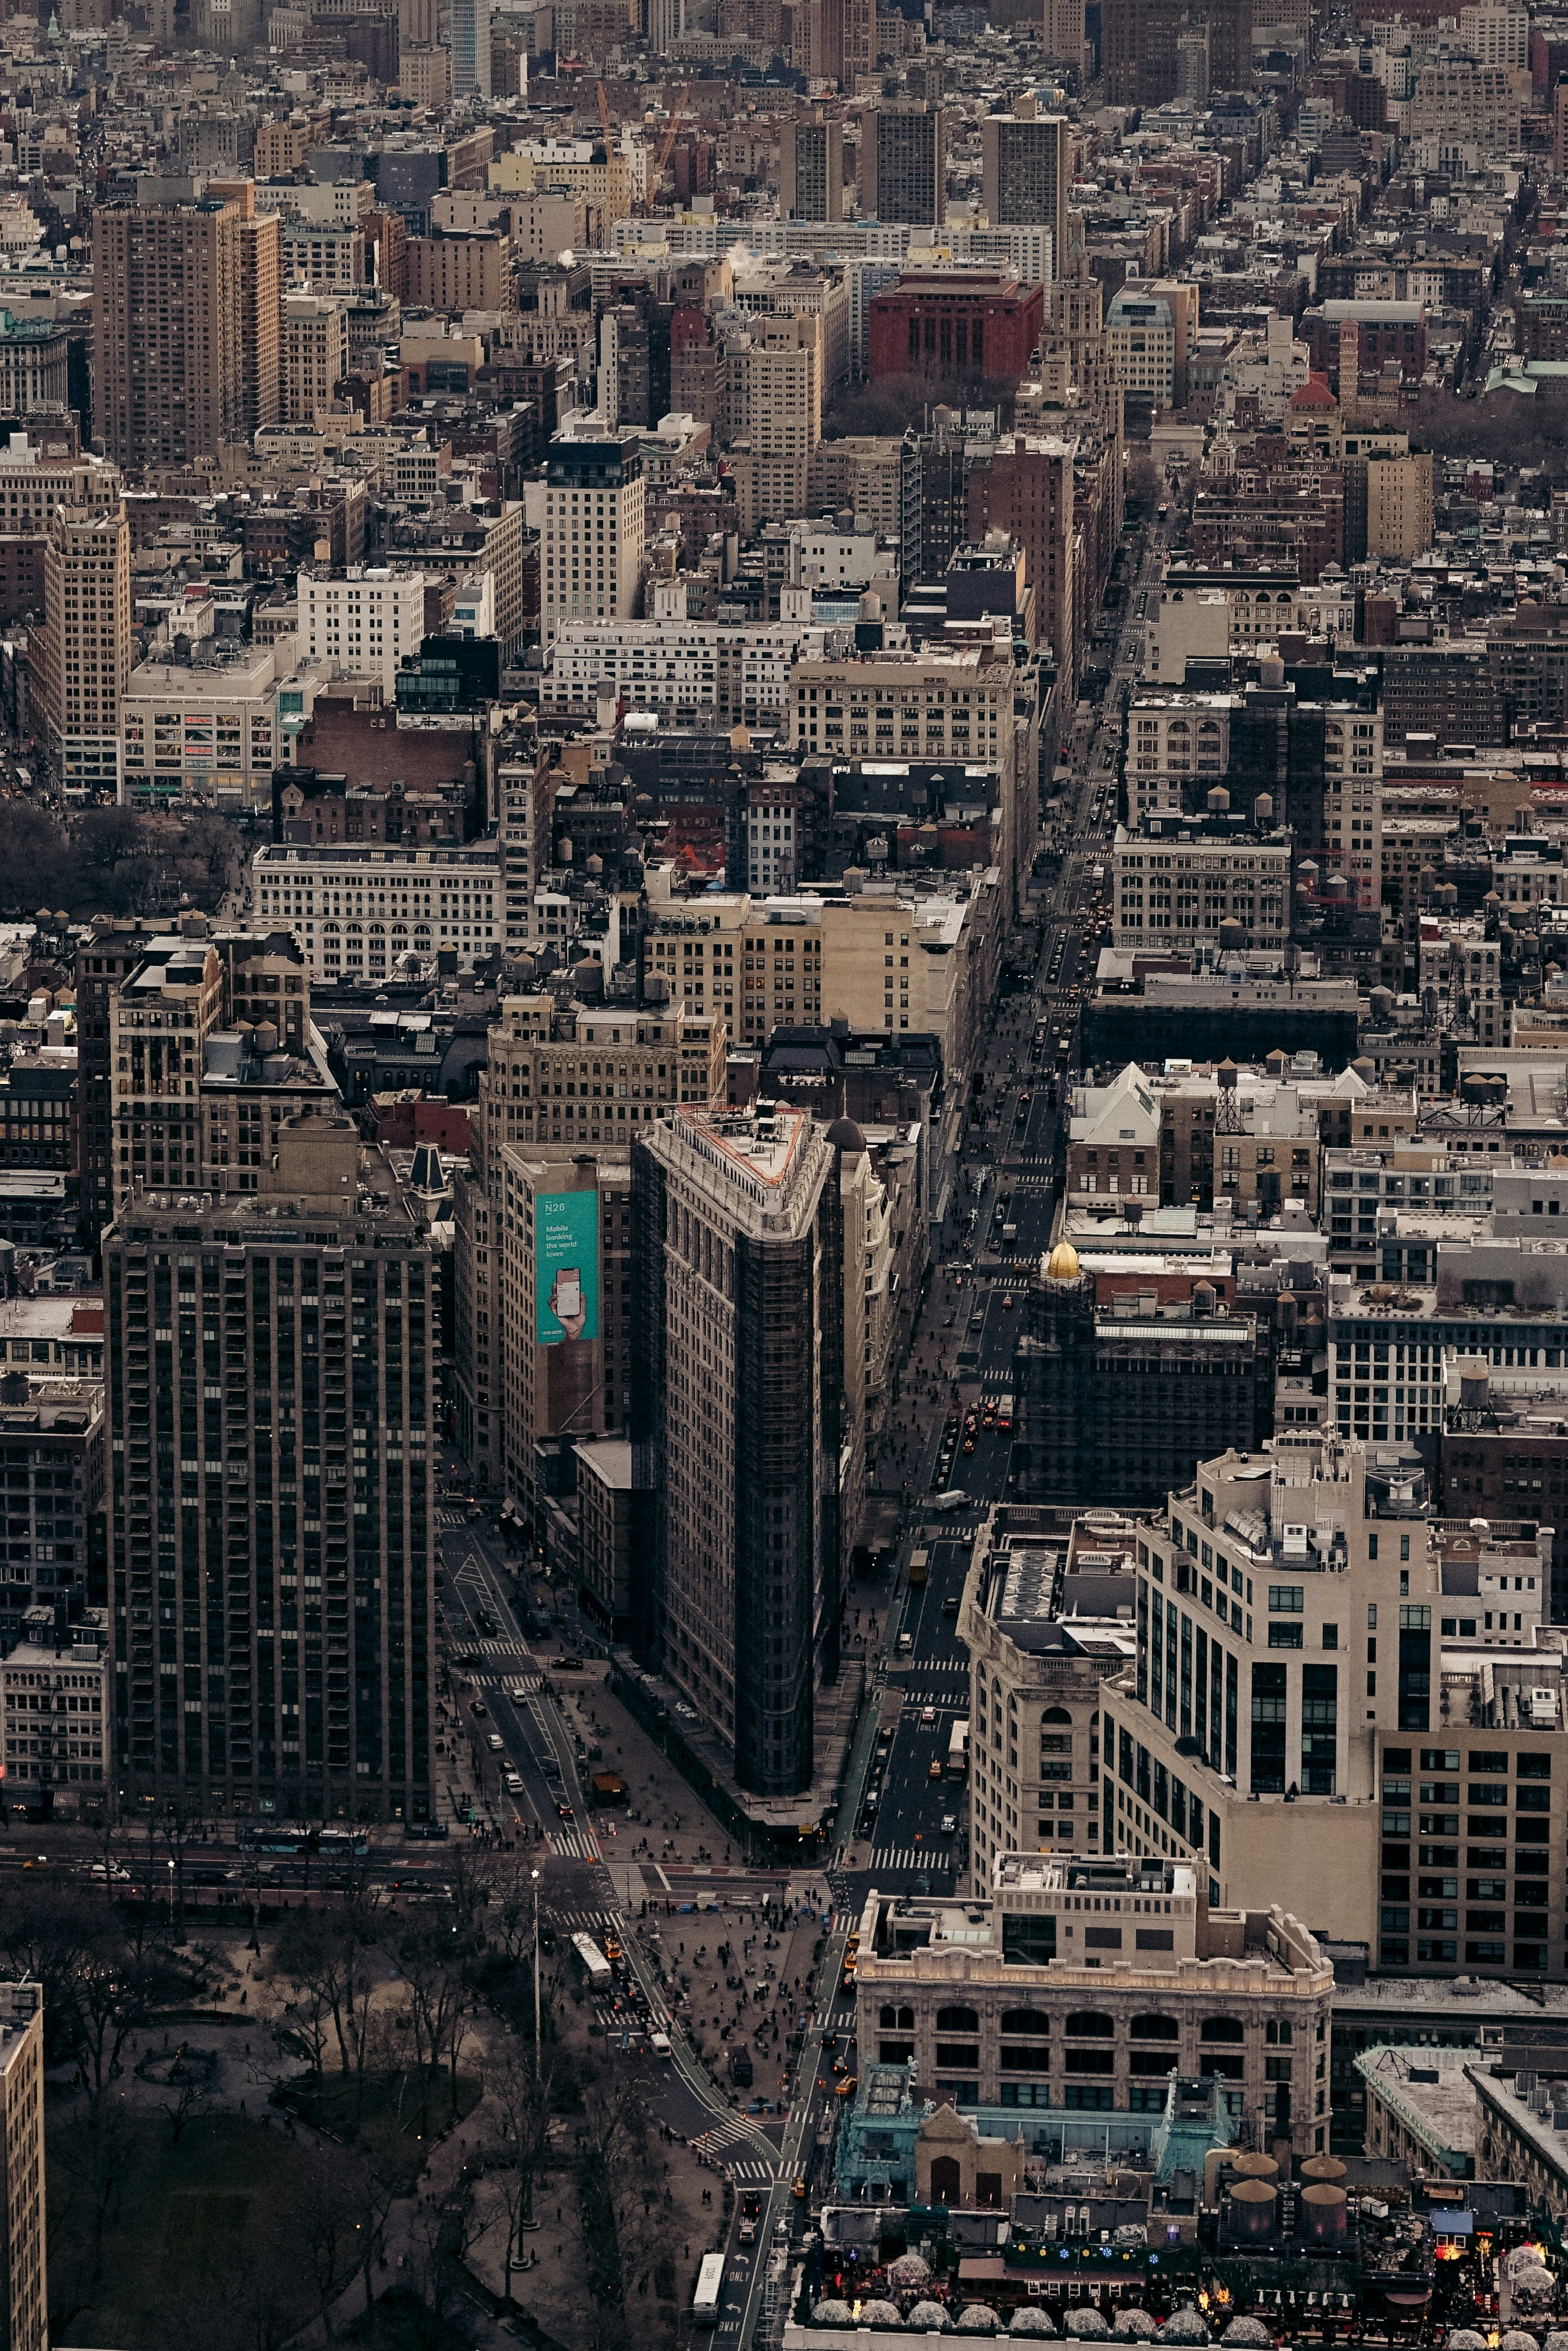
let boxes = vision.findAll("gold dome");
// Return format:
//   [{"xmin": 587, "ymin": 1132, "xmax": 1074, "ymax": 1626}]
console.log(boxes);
[{"xmin": 1045, "ymin": 1241, "xmax": 1081, "ymax": 1281}]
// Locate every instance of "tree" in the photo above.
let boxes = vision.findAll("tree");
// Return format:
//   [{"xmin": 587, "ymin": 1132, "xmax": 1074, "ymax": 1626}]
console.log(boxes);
[
  {"xmin": 0, "ymin": 1878, "xmax": 147, "ymax": 2092},
  {"xmin": 1407, "ymin": 382, "xmax": 1568, "ymax": 482},
  {"xmin": 345, "ymin": 2123, "xmax": 414, "ymax": 2320},
  {"xmin": 71, "ymin": 1934, "xmax": 153, "ymax": 2105},
  {"xmin": 475, "ymin": 1850, "xmax": 541, "ymax": 1968},
  {"xmin": 155, "ymin": 2068, "xmax": 207, "ymax": 2147},
  {"xmin": 1126, "ymin": 451, "xmax": 1163, "ymax": 511},
  {"xmin": 482, "ymin": 2042, "xmax": 560, "ymax": 2273},
  {"xmin": 570, "ymin": 2050, "xmax": 667, "ymax": 2351},
  {"xmin": 156, "ymin": 1794, "xmax": 205, "ymax": 1943},
  {"xmin": 269, "ymin": 1898, "xmax": 381, "ymax": 2112},
  {"xmin": 263, "ymin": 1925, "xmax": 334, "ymax": 2077},
  {"xmin": 396, "ymin": 1920, "xmax": 472, "ymax": 2135},
  {"xmin": 823, "ymin": 372, "xmax": 1022, "ymax": 438}
]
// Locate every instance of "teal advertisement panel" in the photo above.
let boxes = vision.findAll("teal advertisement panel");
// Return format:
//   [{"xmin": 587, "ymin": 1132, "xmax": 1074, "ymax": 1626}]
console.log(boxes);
[{"xmin": 536, "ymin": 1191, "xmax": 600, "ymax": 1345}]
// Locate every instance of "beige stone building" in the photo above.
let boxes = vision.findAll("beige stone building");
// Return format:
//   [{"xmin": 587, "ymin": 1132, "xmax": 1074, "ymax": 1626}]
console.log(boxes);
[
  {"xmin": 507, "ymin": 189, "xmax": 589, "ymax": 263},
  {"xmin": 405, "ymin": 231, "xmax": 515, "ymax": 313},
  {"xmin": 1366, "ymin": 452, "xmax": 1434, "ymax": 559},
  {"xmin": 397, "ymin": 44, "xmax": 450, "ymax": 106},
  {"xmin": 723, "ymin": 311, "xmax": 823, "ymax": 527},
  {"xmin": 786, "ymin": 640, "xmax": 1032, "ymax": 898},
  {"xmin": 541, "ymin": 422, "xmax": 645, "ymax": 643},
  {"xmin": 806, "ymin": 436, "xmax": 906, "ymax": 539},
  {"xmin": 960, "ymin": 1514, "xmax": 1140, "ymax": 1884},
  {"xmin": 854, "ymin": 1855, "xmax": 1335, "ymax": 2155},
  {"xmin": 1111, "ymin": 806, "xmax": 1292, "ymax": 955},
  {"xmin": 1458, "ymin": 0, "xmax": 1528, "ymax": 65},
  {"xmin": 0, "ymin": 1982, "xmax": 45, "ymax": 2351},
  {"xmin": 40, "ymin": 503, "xmax": 130, "ymax": 799},
  {"xmin": 642, "ymin": 878, "xmax": 1004, "ymax": 1087},
  {"xmin": 488, "ymin": 139, "xmax": 633, "ymax": 246},
  {"xmin": 1408, "ymin": 58, "xmax": 1522, "ymax": 152},
  {"xmin": 1098, "ymin": 1435, "xmax": 1568, "ymax": 1986},
  {"xmin": 733, "ymin": 258, "xmax": 850, "ymax": 392},
  {"xmin": 120, "ymin": 640, "xmax": 290, "ymax": 810},
  {"xmin": 282, "ymin": 290, "xmax": 349, "ymax": 426},
  {"xmin": 253, "ymin": 115, "xmax": 318, "ymax": 174}
]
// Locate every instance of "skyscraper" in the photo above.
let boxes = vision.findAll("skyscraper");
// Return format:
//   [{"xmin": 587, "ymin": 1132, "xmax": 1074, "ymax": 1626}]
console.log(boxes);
[
  {"xmin": 540, "ymin": 421, "xmax": 646, "ymax": 643},
  {"xmin": 207, "ymin": 179, "xmax": 281, "ymax": 441},
  {"xmin": 92, "ymin": 193, "xmax": 247, "ymax": 469},
  {"xmin": 39, "ymin": 503, "xmax": 130, "ymax": 799},
  {"xmin": 723, "ymin": 311, "xmax": 823, "ymax": 527},
  {"xmin": 981, "ymin": 111, "xmax": 1071, "ymax": 276},
  {"xmin": 1102, "ymin": 0, "xmax": 1252, "ymax": 103},
  {"xmin": 75, "ymin": 919, "xmax": 320, "ymax": 1246},
  {"xmin": 858, "ymin": 103, "xmax": 949, "ymax": 227},
  {"xmin": 966, "ymin": 431, "xmax": 1078, "ymax": 690},
  {"xmin": 104, "ymin": 1113, "xmax": 437, "ymax": 1824},
  {"xmin": 631, "ymin": 1104, "xmax": 848, "ymax": 1798},
  {"xmin": 780, "ymin": 115, "xmax": 844, "ymax": 220},
  {"xmin": 282, "ymin": 290, "xmax": 350, "ymax": 425},
  {"xmin": 451, "ymin": 0, "xmax": 492, "ymax": 97},
  {"xmin": 1043, "ymin": 0, "xmax": 1085, "ymax": 62},
  {"xmin": 76, "ymin": 917, "xmax": 164, "ymax": 1247}
]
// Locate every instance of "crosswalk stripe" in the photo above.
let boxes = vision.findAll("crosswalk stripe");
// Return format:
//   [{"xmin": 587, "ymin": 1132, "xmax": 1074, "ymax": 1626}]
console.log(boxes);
[{"xmin": 547, "ymin": 1826, "xmax": 600, "ymax": 1861}]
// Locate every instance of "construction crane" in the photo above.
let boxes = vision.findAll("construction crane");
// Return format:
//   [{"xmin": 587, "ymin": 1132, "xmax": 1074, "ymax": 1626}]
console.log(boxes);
[
  {"xmin": 595, "ymin": 78, "xmax": 616, "ymax": 156},
  {"xmin": 650, "ymin": 81, "xmax": 694, "ymax": 203}
]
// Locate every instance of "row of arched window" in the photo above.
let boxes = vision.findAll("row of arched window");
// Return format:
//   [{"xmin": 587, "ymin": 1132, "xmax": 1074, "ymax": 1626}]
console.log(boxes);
[{"xmin": 882, "ymin": 2005, "xmax": 1244, "ymax": 2042}]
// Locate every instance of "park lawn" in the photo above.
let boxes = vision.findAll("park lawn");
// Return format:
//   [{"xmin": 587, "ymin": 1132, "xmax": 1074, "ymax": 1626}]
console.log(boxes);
[
  {"xmin": 283, "ymin": 2061, "xmax": 484, "ymax": 2172},
  {"xmin": 52, "ymin": 2110, "xmax": 327, "ymax": 2349}
]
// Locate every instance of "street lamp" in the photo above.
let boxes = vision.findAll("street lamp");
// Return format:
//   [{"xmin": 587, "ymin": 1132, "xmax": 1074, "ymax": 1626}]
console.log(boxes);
[{"xmin": 531, "ymin": 1866, "xmax": 542, "ymax": 2081}]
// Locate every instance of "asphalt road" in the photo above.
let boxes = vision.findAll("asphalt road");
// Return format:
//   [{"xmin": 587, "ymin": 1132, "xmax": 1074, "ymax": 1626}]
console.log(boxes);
[
  {"xmin": 418, "ymin": 508, "xmax": 1170, "ymax": 2351},
  {"xmin": 824, "ymin": 509, "xmax": 1169, "ymax": 1930}
]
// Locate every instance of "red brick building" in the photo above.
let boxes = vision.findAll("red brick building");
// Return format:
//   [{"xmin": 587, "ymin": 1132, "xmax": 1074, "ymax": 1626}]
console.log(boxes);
[
  {"xmin": 371, "ymin": 1092, "xmax": 474, "ymax": 1154},
  {"xmin": 868, "ymin": 268, "xmax": 1044, "ymax": 383},
  {"xmin": 1306, "ymin": 303, "xmax": 1427, "ymax": 386}
]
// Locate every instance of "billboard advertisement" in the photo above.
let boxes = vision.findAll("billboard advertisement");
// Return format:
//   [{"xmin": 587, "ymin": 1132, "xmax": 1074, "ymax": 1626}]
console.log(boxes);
[{"xmin": 535, "ymin": 1190, "xmax": 600, "ymax": 1346}]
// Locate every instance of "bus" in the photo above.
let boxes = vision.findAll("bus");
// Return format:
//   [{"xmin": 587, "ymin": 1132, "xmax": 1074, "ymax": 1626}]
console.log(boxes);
[
  {"xmin": 236, "ymin": 1826, "xmax": 370, "ymax": 1857},
  {"xmin": 570, "ymin": 1932, "xmax": 613, "ymax": 1991},
  {"xmin": 947, "ymin": 1722, "xmax": 969, "ymax": 1777},
  {"xmin": 694, "ymin": 2253, "xmax": 726, "ymax": 2327}
]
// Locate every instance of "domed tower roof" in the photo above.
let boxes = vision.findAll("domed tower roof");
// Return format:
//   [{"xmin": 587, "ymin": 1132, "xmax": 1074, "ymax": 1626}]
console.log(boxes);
[
  {"xmin": 825, "ymin": 1116, "xmax": 866, "ymax": 1151},
  {"xmin": 1045, "ymin": 1240, "xmax": 1081, "ymax": 1281}
]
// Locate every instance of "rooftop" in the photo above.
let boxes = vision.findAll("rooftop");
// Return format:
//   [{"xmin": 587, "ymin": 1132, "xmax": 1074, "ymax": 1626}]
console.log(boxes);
[
  {"xmin": 994, "ymin": 1852, "xmax": 1196, "ymax": 1898},
  {"xmin": 1354, "ymin": 2044, "xmax": 1477, "ymax": 2174}
]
